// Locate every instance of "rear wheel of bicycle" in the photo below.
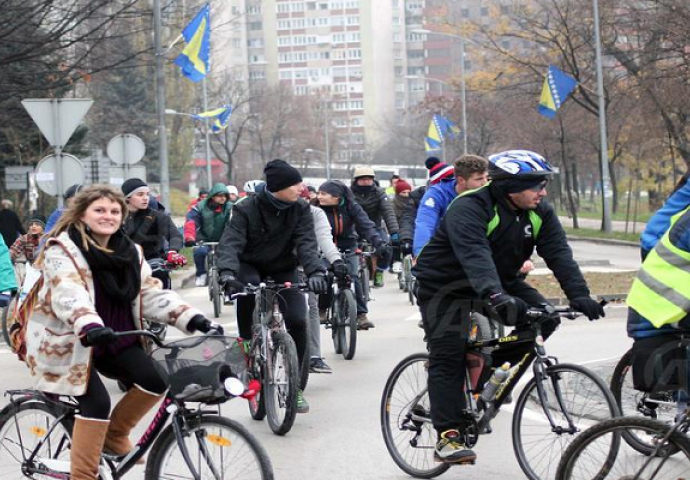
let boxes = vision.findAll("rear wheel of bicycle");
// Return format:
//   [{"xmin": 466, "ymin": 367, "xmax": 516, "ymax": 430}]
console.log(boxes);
[
  {"xmin": 146, "ymin": 415, "xmax": 274, "ymax": 480},
  {"xmin": 380, "ymin": 352, "xmax": 449, "ymax": 479},
  {"xmin": 360, "ymin": 266, "xmax": 370, "ymax": 302},
  {"xmin": 0, "ymin": 400, "xmax": 74, "ymax": 480},
  {"xmin": 331, "ymin": 306, "xmax": 343, "ymax": 355},
  {"xmin": 211, "ymin": 270, "xmax": 222, "ymax": 318},
  {"xmin": 337, "ymin": 289, "xmax": 357, "ymax": 360},
  {"xmin": 513, "ymin": 363, "xmax": 620, "ymax": 480},
  {"xmin": 609, "ymin": 347, "xmax": 680, "ymax": 455},
  {"xmin": 554, "ymin": 417, "xmax": 690, "ymax": 480},
  {"xmin": 264, "ymin": 331, "xmax": 299, "ymax": 436}
]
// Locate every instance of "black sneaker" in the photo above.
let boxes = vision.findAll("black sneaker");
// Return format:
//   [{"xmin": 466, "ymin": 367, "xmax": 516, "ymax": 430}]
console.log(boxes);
[
  {"xmin": 434, "ymin": 430, "xmax": 477, "ymax": 464},
  {"xmin": 309, "ymin": 357, "xmax": 333, "ymax": 374}
]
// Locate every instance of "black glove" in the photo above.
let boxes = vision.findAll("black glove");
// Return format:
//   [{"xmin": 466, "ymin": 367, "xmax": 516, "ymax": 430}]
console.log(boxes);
[
  {"xmin": 400, "ymin": 240, "xmax": 413, "ymax": 256},
  {"xmin": 487, "ymin": 293, "xmax": 530, "ymax": 326},
  {"xmin": 184, "ymin": 239, "xmax": 196, "ymax": 248},
  {"xmin": 219, "ymin": 274, "xmax": 245, "ymax": 295},
  {"xmin": 331, "ymin": 259, "xmax": 349, "ymax": 279},
  {"xmin": 187, "ymin": 315, "xmax": 224, "ymax": 335},
  {"xmin": 83, "ymin": 327, "xmax": 118, "ymax": 347},
  {"xmin": 308, "ymin": 273, "xmax": 329, "ymax": 295},
  {"xmin": 570, "ymin": 297, "xmax": 606, "ymax": 321}
]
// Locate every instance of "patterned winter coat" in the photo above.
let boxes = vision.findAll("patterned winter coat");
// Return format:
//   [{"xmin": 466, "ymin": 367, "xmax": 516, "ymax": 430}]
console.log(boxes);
[{"xmin": 25, "ymin": 232, "xmax": 204, "ymax": 396}]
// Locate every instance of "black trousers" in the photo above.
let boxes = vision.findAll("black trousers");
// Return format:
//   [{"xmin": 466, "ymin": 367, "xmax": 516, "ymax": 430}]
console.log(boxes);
[
  {"xmin": 236, "ymin": 264, "xmax": 308, "ymax": 368},
  {"xmin": 76, "ymin": 345, "xmax": 167, "ymax": 420},
  {"xmin": 417, "ymin": 279, "xmax": 549, "ymax": 435}
]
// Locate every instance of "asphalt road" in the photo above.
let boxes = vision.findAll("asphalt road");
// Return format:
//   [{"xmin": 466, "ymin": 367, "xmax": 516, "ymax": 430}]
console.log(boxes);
[{"xmin": 0, "ymin": 268, "xmax": 632, "ymax": 480}]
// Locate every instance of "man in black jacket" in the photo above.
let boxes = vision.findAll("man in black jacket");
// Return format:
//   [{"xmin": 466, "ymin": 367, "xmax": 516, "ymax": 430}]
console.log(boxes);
[
  {"xmin": 351, "ymin": 167, "xmax": 399, "ymax": 287},
  {"xmin": 413, "ymin": 150, "xmax": 605, "ymax": 464},
  {"xmin": 316, "ymin": 180, "xmax": 382, "ymax": 329},
  {"xmin": 217, "ymin": 159, "xmax": 328, "ymax": 414},
  {"xmin": 121, "ymin": 178, "xmax": 185, "ymax": 288},
  {"xmin": 0, "ymin": 199, "xmax": 25, "ymax": 248}
]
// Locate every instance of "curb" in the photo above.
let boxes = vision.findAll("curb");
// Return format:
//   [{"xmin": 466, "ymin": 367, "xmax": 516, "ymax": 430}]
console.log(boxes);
[{"xmin": 567, "ymin": 235, "xmax": 639, "ymax": 247}]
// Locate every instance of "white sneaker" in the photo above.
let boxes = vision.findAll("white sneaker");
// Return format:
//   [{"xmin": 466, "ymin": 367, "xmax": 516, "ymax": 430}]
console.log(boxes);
[
  {"xmin": 195, "ymin": 274, "xmax": 207, "ymax": 287},
  {"xmin": 392, "ymin": 262, "xmax": 403, "ymax": 273}
]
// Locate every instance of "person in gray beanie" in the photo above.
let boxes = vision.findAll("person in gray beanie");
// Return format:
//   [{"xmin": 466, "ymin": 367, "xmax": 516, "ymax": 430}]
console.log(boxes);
[{"xmin": 217, "ymin": 159, "xmax": 327, "ymax": 414}]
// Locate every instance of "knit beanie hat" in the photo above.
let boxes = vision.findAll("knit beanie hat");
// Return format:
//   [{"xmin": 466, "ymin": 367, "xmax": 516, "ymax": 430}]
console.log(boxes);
[
  {"xmin": 264, "ymin": 159, "xmax": 303, "ymax": 192},
  {"xmin": 425, "ymin": 157, "xmax": 454, "ymax": 185},
  {"xmin": 395, "ymin": 179, "xmax": 412, "ymax": 195},
  {"xmin": 121, "ymin": 178, "xmax": 149, "ymax": 198},
  {"xmin": 28, "ymin": 214, "xmax": 46, "ymax": 228}
]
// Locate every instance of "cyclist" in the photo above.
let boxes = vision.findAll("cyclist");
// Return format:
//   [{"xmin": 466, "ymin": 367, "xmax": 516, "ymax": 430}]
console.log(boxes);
[
  {"xmin": 0, "ymin": 235, "xmax": 17, "ymax": 310},
  {"xmin": 391, "ymin": 179, "xmax": 412, "ymax": 272},
  {"xmin": 25, "ymin": 185, "xmax": 219, "ymax": 480},
  {"xmin": 45, "ymin": 184, "xmax": 83, "ymax": 233},
  {"xmin": 627, "ymin": 204, "xmax": 690, "ymax": 399},
  {"xmin": 399, "ymin": 157, "xmax": 455, "ymax": 258},
  {"xmin": 186, "ymin": 188, "xmax": 208, "ymax": 212},
  {"xmin": 217, "ymin": 159, "xmax": 328, "ymax": 414},
  {"xmin": 121, "ymin": 178, "xmax": 186, "ymax": 287},
  {"xmin": 9, "ymin": 214, "xmax": 46, "ymax": 264},
  {"xmin": 243, "ymin": 179, "xmax": 264, "ymax": 197},
  {"xmin": 351, "ymin": 167, "xmax": 399, "ymax": 287},
  {"xmin": 227, "ymin": 185, "xmax": 240, "ymax": 203},
  {"xmin": 412, "ymin": 150, "xmax": 605, "ymax": 464},
  {"xmin": 385, "ymin": 173, "xmax": 401, "ymax": 197},
  {"xmin": 0, "ymin": 199, "xmax": 25, "ymax": 247},
  {"xmin": 184, "ymin": 182, "xmax": 231, "ymax": 286},
  {"xmin": 316, "ymin": 180, "xmax": 383, "ymax": 330}
]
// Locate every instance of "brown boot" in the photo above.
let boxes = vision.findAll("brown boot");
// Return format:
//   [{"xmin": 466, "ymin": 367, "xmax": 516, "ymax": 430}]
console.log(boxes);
[
  {"xmin": 357, "ymin": 313, "xmax": 375, "ymax": 330},
  {"xmin": 71, "ymin": 416, "xmax": 109, "ymax": 480},
  {"xmin": 104, "ymin": 385, "xmax": 164, "ymax": 462}
]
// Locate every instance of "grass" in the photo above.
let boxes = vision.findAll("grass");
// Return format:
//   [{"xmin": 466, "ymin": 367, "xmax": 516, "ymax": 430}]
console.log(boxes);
[
  {"xmin": 527, "ymin": 271, "xmax": 636, "ymax": 298},
  {"xmin": 555, "ymin": 200, "xmax": 652, "ymax": 223},
  {"xmin": 563, "ymin": 227, "xmax": 640, "ymax": 243}
]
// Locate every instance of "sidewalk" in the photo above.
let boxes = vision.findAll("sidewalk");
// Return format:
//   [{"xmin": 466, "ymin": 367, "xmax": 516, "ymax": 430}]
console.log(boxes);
[{"xmin": 558, "ymin": 216, "xmax": 646, "ymax": 233}]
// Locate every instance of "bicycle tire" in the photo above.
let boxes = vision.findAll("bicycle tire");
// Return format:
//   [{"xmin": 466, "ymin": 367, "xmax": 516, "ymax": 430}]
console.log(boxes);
[
  {"xmin": 338, "ymin": 289, "xmax": 357, "ymax": 360},
  {"xmin": 360, "ymin": 265, "xmax": 370, "ymax": 302},
  {"xmin": 609, "ymin": 347, "xmax": 680, "ymax": 455},
  {"xmin": 555, "ymin": 416, "xmax": 690, "ymax": 480},
  {"xmin": 211, "ymin": 270, "xmax": 222, "ymax": 319},
  {"xmin": 145, "ymin": 414, "xmax": 274, "ymax": 480},
  {"xmin": 512, "ymin": 363, "xmax": 620, "ymax": 480},
  {"xmin": 331, "ymin": 304, "xmax": 342, "ymax": 355},
  {"xmin": 0, "ymin": 400, "xmax": 74, "ymax": 480},
  {"xmin": 380, "ymin": 353, "xmax": 450, "ymax": 479},
  {"xmin": 264, "ymin": 331, "xmax": 299, "ymax": 436},
  {"xmin": 1, "ymin": 299, "xmax": 12, "ymax": 348}
]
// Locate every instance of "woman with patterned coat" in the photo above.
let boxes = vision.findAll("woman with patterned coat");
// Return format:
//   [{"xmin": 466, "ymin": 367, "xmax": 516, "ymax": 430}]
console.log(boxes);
[{"xmin": 25, "ymin": 185, "xmax": 218, "ymax": 480}]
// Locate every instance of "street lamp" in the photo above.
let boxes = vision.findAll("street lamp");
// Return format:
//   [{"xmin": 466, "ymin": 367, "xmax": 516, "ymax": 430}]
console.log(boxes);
[
  {"xmin": 165, "ymin": 109, "xmax": 213, "ymax": 190},
  {"xmin": 412, "ymin": 28, "xmax": 469, "ymax": 154},
  {"xmin": 304, "ymin": 148, "xmax": 331, "ymax": 181}
]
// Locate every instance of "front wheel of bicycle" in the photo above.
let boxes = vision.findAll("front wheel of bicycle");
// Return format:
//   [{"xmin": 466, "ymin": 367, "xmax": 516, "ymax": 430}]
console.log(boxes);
[
  {"xmin": 380, "ymin": 352, "xmax": 450, "ymax": 479},
  {"xmin": 554, "ymin": 417, "xmax": 690, "ymax": 480},
  {"xmin": 146, "ymin": 415, "xmax": 274, "ymax": 480},
  {"xmin": 1, "ymin": 297, "xmax": 13, "ymax": 348},
  {"xmin": 360, "ymin": 265, "xmax": 370, "ymax": 302},
  {"xmin": 512, "ymin": 363, "xmax": 619, "ymax": 480},
  {"xmin": 0, "ymin": 400, "xmax": 74, "ymax": 480},
  {"xmin": 264, "ymin": 331, "xmax": 299, "ymax": 436},
  {"xmin": 609, "ymin": 347, "xmax": 680, "ymax": 455},
  {"xmin": 337, "ymin": 289, "xmax": 357, "ymax": 360}
]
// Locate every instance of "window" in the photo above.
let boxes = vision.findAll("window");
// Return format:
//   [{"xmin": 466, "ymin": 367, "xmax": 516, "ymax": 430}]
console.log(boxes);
[
  {"xmin": 461, "ymin": 8, "xmax": 470, "ymax": 18},
  {"xmin": 248, "ymin": 22, "xmax": 262, "ymax": 30},
  {"xmin": 248, "ymin": 38, "xmax": 264, "ymax": 48},
  {"xmin": 249, "ymin": 70, "xmax": 265, "ymax": 80},
  {"xmin": 247, "ymin": 5, "xmax": 261, "ymax": 14},
  {"xmin": 232, "ymin": 38, "xmax": 242, "ymax": 49},
  {"xmin": 480, "ymin": 6, "xmax": 489, "ymax": 16},
  {"xmin": 294, "ymin": 85, "xmax": 309, "ymax": 95},
  {"xmin": 347, "ymin": 16, "xmax": 359, "ymax": 25},
  {"xmin": 277, "ymin": 3, "xmax": 290, "ymax": 13},
  {"xmin": 279, "ymin": 70, "xmax": 293, "ymax": 80},
  {"xmin": 249, "ymin": 54, "xmax": 265, "ymax": 64}
]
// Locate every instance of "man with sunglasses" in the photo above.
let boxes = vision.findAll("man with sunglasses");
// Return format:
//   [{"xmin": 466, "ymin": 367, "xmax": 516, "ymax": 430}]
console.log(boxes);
[{"xmin": 412, "ymin": 150, "xmax": 604, "ymax": 464}]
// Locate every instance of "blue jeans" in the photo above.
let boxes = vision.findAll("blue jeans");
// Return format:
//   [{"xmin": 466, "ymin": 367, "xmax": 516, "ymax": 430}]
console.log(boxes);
[
  {"xmin": 376, "ymin": 227, "xmax": 391, "ymax": 271},
  {"xmin": 193, "ymin": 246, "xmax": 209, "ymax": 276}
]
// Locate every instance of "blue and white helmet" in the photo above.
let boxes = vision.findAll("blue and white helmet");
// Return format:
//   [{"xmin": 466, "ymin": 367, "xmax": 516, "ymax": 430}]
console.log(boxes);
[{"xmin": 488, "ymin": 150, "xmax": 557, "ymax": 180}]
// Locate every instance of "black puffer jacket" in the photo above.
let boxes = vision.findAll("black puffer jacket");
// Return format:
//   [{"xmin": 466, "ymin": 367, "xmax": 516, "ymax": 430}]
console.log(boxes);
[
  {"xmin": 350, "ymin": 183, "xmax": 399, "ymax": 233},
  {"xmin": 217, "ymin": 189, "xmax": 325, "ymax": 277},
  {"xmin": 413, "ymin": 183, "xmax": 590, "ymax": 302},
  {"xmin": 123, "ymin": 207, "xmax": 182, "ymax": 260},
  {"xmin": 318, "ymin": 201, "xmax": 382, "ymax": 251},
  {"xmin": 399, "ymin": 186, "xmax": 426, "ymax": 242}
]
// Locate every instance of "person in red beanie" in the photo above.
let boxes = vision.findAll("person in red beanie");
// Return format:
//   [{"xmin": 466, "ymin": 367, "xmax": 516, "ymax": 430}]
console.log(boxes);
[{"xmin": 391, "ymin": 178, "xmax": 413, "ymax": 272}]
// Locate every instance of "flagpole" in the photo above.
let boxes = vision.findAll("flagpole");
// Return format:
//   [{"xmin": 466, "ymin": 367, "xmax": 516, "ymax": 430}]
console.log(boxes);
[
  {"xmin": 153, "ymin": 0, "xmax": 171, "ymax": 209},
  {"xmin": 593, "ymin": 0, "xmax": 612, "ymax": 233},
  {"xmin": 202, "ymin": 77, "xmax": 213, "ymax": 189}
]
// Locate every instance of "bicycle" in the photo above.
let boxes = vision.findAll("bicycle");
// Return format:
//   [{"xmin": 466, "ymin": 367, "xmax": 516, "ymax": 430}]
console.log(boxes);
[
  {"xmin": 322, "ymin": 265, "xmax": 358, "ymax": 360},
  {"xmin": 402, "ymin": 253, "xmax": 415, "ymax": 305},
  {"xmin": 0, "ymin": 330, "xmax": 274, "ymax": 480},
  {"xmin": 1, "ymin": 291, "xmax": 16, "ymax": 347},
  {"xmin": 380, "ymin": 303, "xmax": 620, "ymax": 480},
  {"xmin": 555, "ymin": 410, "xmax": 690, "ymax": 480},
  {"xmin": 357, "ymin": 241, "xmax": 375, "ymax": 302},
  {"xmin": 233, "ymin": 280, "xmax": 309, "ymax": 436},
  {"xmin": 200, "ymin": 242, "xmax": 223, "ymax": 319}
]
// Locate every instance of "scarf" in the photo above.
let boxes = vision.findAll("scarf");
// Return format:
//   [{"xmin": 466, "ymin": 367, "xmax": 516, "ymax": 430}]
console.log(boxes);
[
  {"xmin": 69, "ymin": 226, "xmax": 141, "ymax": 303},
  {"xmin": 264, "ymin": 189, "xmax": 296, "ymax": 211}
]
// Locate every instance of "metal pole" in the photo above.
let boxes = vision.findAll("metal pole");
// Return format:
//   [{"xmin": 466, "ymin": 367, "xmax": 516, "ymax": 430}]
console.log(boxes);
[
  {"xmin": 202, "ymin": 78, "xmax": 213, "ymax": 189},
  {"xmin": 458, "ymin": 33, "xmax": 468, "ymax": 154},
  {"xmin": 593, "ymin": 0, "xmax": 612, "ymax": 233},
  {"xmin": 153, "ymin": 0, "xmax": 171, "ymax": 209},
  {"xmin": 325, "ymin": 119, "xmax": 331, "ymax": 181},
  {"xmin": 52, "ymin": 100, "xmax": 64, "ymax": 207}
]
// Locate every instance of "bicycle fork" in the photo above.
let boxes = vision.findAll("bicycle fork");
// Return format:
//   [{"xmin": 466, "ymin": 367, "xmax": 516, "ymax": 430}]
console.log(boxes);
[
  {"xmin": 170, "ymin": 407, "xmax": 224, "ymax": 480},
  {"xmin": 532, "ymin": 340, "xmax": 578, "ymax": 435}
]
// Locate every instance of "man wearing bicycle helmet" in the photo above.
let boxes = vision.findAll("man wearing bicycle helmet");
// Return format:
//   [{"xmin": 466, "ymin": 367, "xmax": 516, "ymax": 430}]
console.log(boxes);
[{"xmin": 413, "ymin": 150, "xmax": 604, "ymax": 463}]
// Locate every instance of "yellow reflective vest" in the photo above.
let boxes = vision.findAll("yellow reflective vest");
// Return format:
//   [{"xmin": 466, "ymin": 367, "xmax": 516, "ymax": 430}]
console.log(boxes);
[{"xmin": 628, "ymin": 206, "xmax": 690, "ymax": 328}]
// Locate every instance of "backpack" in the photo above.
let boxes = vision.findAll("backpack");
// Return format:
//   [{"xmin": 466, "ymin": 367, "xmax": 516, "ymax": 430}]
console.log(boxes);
[{"xmin": 8, "ymin": 274, "xmax": 44, "ymax": 362}]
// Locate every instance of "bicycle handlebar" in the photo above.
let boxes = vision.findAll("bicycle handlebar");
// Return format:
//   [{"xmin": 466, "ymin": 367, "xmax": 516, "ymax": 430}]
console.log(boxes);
[
  {"xmin": 113, "ymin": 328, "xmax": 225, "ymax": 348},
  {"xmin": 524, "ymin": 300, "xmax": 608, "ymax": 321},
  {"xmin": 229, "ymin": 281, "xmax": 310, "ymax": 299}
]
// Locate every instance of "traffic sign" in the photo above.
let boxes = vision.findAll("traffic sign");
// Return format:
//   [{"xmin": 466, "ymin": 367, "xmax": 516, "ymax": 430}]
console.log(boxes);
[
  {"xmin": 109, "ymin": 165, "xmax": 147, "ymax": 186},
  {"xmin": 107, "ymin": 134, "xmax": 146, "ymax": 165},
  {"xmin": 21, "ymin": 99, "xmax": 93, "ymax": 148},
  {"xmin": 35, "ymin": 154, "xmax": 85, "ymax": 196},
  {"xmin": 4, "ymin": 166, "xmax": 33, "ymax": 191}
]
